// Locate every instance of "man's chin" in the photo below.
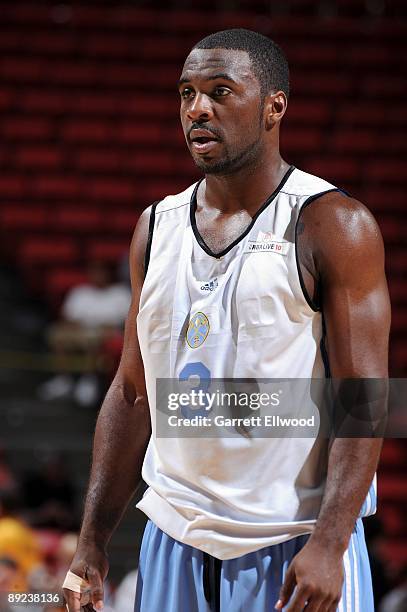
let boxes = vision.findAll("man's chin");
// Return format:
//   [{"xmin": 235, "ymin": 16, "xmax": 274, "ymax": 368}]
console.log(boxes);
[
  {"xmin": 191, "ymin": 141, "xmax": 261, "ymax": 176},
  {"xmin": 192, "ymin": 155, "xmax": 233, "ymax": 175}
]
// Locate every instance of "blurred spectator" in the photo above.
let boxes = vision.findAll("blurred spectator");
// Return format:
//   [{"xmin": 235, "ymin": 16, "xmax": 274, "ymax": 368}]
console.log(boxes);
[
  {"xmin": 27, "ymin": 532, "xmax": 78, "ymax": 608},
  {"xmin": 54, "ymin": 532, "xmax": 78, "ymax": 588},
  {"xmin": 0, "ymin": 488, "xmax": 42, "ymax": 590},
  {"xmin": 0, "ymin": 553, "xmax": 62, "ymax": 612},
  {"xmin": 38, "ymin": 261, "xmax": 131, "ymax": 406},
  {"xmin": 0, "ymin": 556, "xmax": 19, "ymax": 591},
  {"xmin": 0, "ymin": 557, "xmax": 22, "ymax": 612},
  {"xmin": 21, "ymin": 453, "xmax": 76, "ymax": 531}
]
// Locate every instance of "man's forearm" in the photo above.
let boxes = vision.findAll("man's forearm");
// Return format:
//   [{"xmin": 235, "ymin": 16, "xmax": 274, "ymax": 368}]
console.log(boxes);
[
  {"xmin": 79, "ymin": 379, "xmax": 151, "ymax": 550},
  {"xmin": 309, "ymin": 437, "xmax": 382, "ymax": 553}
]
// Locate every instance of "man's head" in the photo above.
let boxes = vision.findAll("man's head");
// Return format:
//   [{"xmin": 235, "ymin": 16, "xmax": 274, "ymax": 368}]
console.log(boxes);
[
  {"xmin": 87, "ymin": 261, "xmax": 112, "ymax": 289},
  {"xmin": 178, "ymin": 29, "xmax": 289, "ymax": 175},
  {"xmin": 194, "ymin": 29, "xmax": 289, "ymax": 100}
]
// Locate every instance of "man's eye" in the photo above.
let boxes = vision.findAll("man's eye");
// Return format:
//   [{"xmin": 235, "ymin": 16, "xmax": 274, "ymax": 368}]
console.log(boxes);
[
  {"xmin": 181, "ymin": 88, "xmax": 194, "ymax": 99},
  {"xmin": 213, "ymin": 87, "xmax": 230, "ymax": 97}
]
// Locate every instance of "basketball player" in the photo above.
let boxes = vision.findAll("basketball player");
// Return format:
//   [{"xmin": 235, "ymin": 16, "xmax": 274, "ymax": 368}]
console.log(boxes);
[{"xmin": 63, "ymin": 30, "xmax": 390, "ymax": 611}]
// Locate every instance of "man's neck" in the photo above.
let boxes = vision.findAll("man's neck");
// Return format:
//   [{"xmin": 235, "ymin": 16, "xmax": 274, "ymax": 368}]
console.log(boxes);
[{"xmin": 200, "ymin": 153, "xmax": 291, "ymax": 216}]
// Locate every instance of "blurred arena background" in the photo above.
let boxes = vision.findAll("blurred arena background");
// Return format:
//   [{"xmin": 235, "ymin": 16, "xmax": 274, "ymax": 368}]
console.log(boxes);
[{"xmin": 0, "ymin": 1, "xmax": 406, "ymax": 610}]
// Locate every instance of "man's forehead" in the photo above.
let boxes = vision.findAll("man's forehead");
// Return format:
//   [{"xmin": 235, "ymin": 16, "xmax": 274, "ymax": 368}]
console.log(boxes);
[{"xmin": 180, "ymin": 48, "xmax": 253, "ymax": 81}]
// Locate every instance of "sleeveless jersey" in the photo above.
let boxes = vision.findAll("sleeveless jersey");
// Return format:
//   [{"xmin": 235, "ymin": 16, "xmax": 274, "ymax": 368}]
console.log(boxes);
[{"xmin": 136, "ymin": 165, "xmax": 377, "ymax": 560}]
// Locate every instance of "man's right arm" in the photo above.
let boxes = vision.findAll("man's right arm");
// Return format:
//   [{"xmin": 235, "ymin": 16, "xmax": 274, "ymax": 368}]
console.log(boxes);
[{"xmin": 64, "ymin": 208, "xmax": 152, "ymax": 612}]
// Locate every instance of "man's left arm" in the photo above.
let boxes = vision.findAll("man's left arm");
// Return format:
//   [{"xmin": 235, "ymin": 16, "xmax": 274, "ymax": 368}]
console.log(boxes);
[{"xmin": 277, "ymin": 193, "xmax": 391, "ymax": 612}]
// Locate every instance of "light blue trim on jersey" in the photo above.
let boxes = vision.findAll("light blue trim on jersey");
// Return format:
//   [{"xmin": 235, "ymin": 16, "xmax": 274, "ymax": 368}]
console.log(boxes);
[
  {"xmin": 359, "ymin": 477, "xmax": 377, "ymax": 518},
  {"xmin": 339, "ymin": 520, "xmax": 374, "ymax": 612},
  {"xmin": 134, "ymin": 520, "xmax": 373, "ymax": 612}
]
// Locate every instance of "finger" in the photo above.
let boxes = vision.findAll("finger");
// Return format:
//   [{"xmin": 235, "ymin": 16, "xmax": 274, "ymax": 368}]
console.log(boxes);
[
  {"xmin": 301, "ymin": 595, "xmax": 324, "ymax": 612},
  {"xmin": 63, "ymin": 589, "xmax": 82, "ymax": 612},
  {"xmin": 328, "ymin": 598, "xmax": 342, "ymax": 612},
  {"xmin": 80, "ymin": 589, "xmax": 92, "ymax": 607},
  {"xmin": 86, "ymin": 566, "xmax": 104, "ymax": 610},
  {"xmin": 275, "ymin": 564, "xmax": 296, "ymax": 609},
  {"xmin": 314, "ymin": 594, "xmax": 341, "ymax": 612},
  {"xmin": 285, "ymin": 586, "xmax": 311, "ymax": 612}
]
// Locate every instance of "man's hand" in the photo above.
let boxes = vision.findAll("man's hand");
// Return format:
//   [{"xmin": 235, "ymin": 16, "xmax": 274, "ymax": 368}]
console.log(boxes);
[
  {"xmin": 63, "ymin": 544, "xmax": 108, "ymax": 612},
  {"xmin": 275, "ymin": 540, "xmax": 344, "ymax": 612}
]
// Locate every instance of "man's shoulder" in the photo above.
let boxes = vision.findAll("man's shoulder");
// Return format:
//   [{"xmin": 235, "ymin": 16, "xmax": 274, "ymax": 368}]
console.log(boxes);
[
  {"xmin": 155, "ymin": 181, "xmax": 199, "ymax": 215},
  {"xmin": 299, "ymin": 183, "xmax": 382, "ymax": 270},
  {"xmin": 287, "ymin": 167, "xmax": 339, "ymax": 198}
]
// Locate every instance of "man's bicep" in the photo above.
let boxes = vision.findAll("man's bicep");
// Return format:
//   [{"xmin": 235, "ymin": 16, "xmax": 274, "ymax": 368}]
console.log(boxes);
[
  {"xmin": 115, "ymin": 299, "xmax": 146, "ymax": 395},
  {"xmin": 318, "ymin": 198, "xmax": 390, "ymax": 378},
  {"xmin": 115, "ymin": 207, "xmax": 152, "ymax": 401},
  {"xmin": 323, "ymin": 277, "xmax": 390, "ymax": 377}
]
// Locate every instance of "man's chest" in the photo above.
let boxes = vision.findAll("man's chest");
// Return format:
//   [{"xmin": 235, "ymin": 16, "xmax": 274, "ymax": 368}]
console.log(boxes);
[{"xmin": 195, "ymin": 209, "xmax": 253, "ymax": 255}]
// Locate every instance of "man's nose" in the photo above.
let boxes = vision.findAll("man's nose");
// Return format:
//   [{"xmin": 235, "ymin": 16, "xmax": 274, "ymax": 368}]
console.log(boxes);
[{"xmin": 186, "ymin": 93, "xmax": 213, "ymax": 122}]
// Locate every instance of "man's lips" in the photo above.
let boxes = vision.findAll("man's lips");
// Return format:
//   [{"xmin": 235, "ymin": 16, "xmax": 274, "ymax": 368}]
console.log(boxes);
[
  {"xmin": 189, "ymin": 128, "xmax": 220, "ymax": 154},
  {"xmin": 191, "ymin": 140, "xmax": 220, "ymax": 154}
]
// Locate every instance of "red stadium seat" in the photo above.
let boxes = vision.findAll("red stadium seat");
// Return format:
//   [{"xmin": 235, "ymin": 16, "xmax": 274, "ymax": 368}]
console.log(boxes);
[
  {"xmin": 331, "ymin": 131, "xmax": 378, "ymax": 153},
  {"xmin": 379, "ymin": 476, "xmax": 407, "ymax": 501},
  {"xmin": 61, "ymin": 120, "xmax": 113, "ymax": 144},
  {"xmin": 377, "ymin": 218, "xmax": 406, "ymax": 244},
  {"xmin": 306, "ymin": 158, "xmax": 360, "ymax": 181},
  {"xmin": 0, "ymin": 205, "xmax": 49, "ymax": 229},
  {"xmin": 2, "ymin": 117, "xmax": 52, "ymax": 139},
  {"xmin": 363, "ymin": 189, "xmax": 405, "ymax": 212},
  {"xmin": 0, "ymin": 87, "xmax": 14, "ymax": 111},
  {"xmin": 366, "ymin": 160, "xmax": 407, "ymax": 181},
  {"xmin": 53, "ymin": 207, "xmax": 105, "ymax": 231},
  {"xmin": 87, "ymin": 240, "xmax": 128, "ymax": 262},
  {"xmin": 74, "ymin": 149, "xmax": 123, "ymax": 172},
  {"xmin": 389, "ymin": 279, "xmax": 407, "ymax": 305},
  {"xmin": 381, "ymin": 540, "xmax": 407, "ymax": 572},
  {"xmin": 108, "ymin": 210, "xmax": 140, "ymax": 233},
  {"xmin": 84, "ymin": 178, "xmax": 136, "ymax": 202},
  {"xmin": 390, "ymin": 310, "xmax": 407, "ymax": 333},
  {"xmin": 19, "ymin": 238, "xmax": 78, "ymax": 265},
  {"xmin": 281, "ymin": 129, "xmax": 324, "ymax": 153},
  {"xmin": 286, "ymin": 100, "xmax": 331, "ymax": 125},
  {"xmin": 15, "ymin": 146, "xmax": 62, "ymax": 169}
]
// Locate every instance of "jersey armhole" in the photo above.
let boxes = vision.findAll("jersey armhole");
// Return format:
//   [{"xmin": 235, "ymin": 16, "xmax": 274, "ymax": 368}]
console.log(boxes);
[
  {"xmin": 294, "ymin": 187, "xmax": 347, "ymax": 312},
  {"xmin": 144, "ymin": 200, "xmax": 160, "ymax": 278}
]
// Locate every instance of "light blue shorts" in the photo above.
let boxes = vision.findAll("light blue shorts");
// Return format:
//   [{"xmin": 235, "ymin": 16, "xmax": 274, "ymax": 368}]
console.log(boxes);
[{"xmin": 134, "ymin": 519, "xmax": 373, "ymax": 611}]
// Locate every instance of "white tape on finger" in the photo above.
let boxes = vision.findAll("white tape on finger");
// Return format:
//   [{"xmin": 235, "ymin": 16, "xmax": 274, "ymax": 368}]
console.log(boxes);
[{"xmin": 63, "ymin": 570, "xmax": 90, "ymax": 593}]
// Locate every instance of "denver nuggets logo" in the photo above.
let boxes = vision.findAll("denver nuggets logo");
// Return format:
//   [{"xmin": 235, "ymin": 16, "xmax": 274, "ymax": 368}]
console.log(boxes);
[{"xmin": 186, "ymin": 312, "xmax": 210, "ymax": 348}]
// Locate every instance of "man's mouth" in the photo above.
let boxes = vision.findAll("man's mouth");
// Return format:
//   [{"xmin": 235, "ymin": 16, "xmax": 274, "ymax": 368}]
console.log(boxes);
[{"xmin": 189, "ymin": 129, "xmax": 220, "ymax": 154}]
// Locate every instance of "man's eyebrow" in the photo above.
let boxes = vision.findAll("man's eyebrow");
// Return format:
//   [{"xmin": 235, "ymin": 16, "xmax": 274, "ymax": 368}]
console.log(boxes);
[{"xmin": 177, "ymin": 73, "xmax": 238, "ymax": 87}]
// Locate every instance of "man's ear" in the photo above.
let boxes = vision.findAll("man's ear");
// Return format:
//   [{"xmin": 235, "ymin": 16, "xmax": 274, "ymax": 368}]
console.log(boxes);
[{"xmin": 265, "ymin": 91, "xmax": 287, "ymax": 130}]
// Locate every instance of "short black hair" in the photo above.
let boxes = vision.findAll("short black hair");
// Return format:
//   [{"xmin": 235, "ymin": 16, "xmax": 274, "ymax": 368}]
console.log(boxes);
[{"xmin": 193, "ymin": 28, "xmax": 289, "ymax": 99}]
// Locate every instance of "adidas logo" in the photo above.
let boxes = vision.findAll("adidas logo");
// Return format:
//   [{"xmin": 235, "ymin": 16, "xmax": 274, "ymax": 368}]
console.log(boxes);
[{"xmin": 200, "ymin": 278, "xmax": 219, "ymax": 292}]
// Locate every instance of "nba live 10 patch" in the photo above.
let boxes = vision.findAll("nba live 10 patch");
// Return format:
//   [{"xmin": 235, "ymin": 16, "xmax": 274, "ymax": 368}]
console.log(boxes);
[{"xmin": 244, "ymin": 231, "xmax": 290, "ymax": 255}]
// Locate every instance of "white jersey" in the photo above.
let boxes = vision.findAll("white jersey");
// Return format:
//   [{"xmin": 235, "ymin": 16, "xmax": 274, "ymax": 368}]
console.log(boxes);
[{"xmin": 136, "ymin": 165, "xmax": 376, "ymax": 560}]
